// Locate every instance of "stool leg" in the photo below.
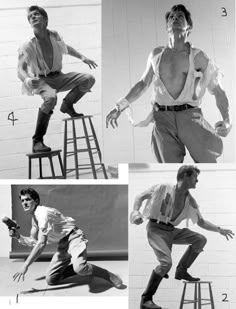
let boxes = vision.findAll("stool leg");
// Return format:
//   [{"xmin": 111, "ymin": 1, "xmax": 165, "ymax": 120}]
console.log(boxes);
[
  {"xmin": 58, "ymin": 153, "xmax": 65, "ymax": 178},
  {"xmin": 82, "ymin": 118, "xmax": 97, "ymax": 179},
  {"xmin": 179, "ymin": 282, "xmax": 187, "ymax": 309},
  {"xmin": 208, "ymin": 283, "xmax": 215, "ymax": 309},
  {"xmin": 72, "ymin": 119, "xmax": 79, "ymax": 179},
  {"xmin": 48, "ymin": 155, "xmax": 55, "ymax": 178},
  {"xmin": 63, "ymin": 120, "xmax": 68, "ymax": 179},
  {"xmin": 39, "ymin": 157, "xmax": 43, "ymax": 179},
  {"xmin": 28, "ymin": 158, "xmax": 32, "ymax": 179},
  {"xmin": 198, "ymin": 282, "xmax": 201, "ymax": 309},
  {"xmin": 88, "ymin": 117, "xmax": 108, "ymax": 179},
  {"xmin": 194, "ymin": 282, "xmax": 197, "ymax": 309}
]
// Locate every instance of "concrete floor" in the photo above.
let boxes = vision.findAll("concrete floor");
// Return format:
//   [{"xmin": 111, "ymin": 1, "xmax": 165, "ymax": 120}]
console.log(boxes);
[{"xmin": 0, "ymin": 258, "xmax": 128, "ymax": 297}]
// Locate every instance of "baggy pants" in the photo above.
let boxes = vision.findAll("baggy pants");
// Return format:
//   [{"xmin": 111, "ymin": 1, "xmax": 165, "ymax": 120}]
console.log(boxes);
[
  {"xmin": 151, "ymin": 108, "xmax": 223, "ymax": 163},
  {"xmin": 147, "ymin": 221, "xmax": 207, "ymax": 277},
  {"xmin": 45, "ymin": 228, "xmax": 93, "ymax": 285},
  {"xmin": 34, "ymin": 71, "xmax": 95, "ymax": 114}
]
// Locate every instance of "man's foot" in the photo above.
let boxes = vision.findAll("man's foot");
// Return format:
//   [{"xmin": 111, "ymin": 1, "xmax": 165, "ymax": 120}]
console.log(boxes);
[
  {"xmin": 175, "ymin": 269, "xmax": 200, "ymax": 281},
  {"xmin": 141, "ymin": 300, "xmax": 162, "ymax": 309},
  {"xmin": 33, "ymin": 141, "xmax": 51, "ymax": 153},
  {"xmin": 108, "ymin": 272, "xmax": 123, "ymax": 289},
  {"xmin": 60, "ymin": 101, "xmax": 84, "ymax": 118}
]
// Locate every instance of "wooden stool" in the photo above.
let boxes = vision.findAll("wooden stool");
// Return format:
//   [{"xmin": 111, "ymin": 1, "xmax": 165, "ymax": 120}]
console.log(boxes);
[
  {"xmin": 26, "ymin": 149, "xmax": 65, "ymax": 179},
  {"xmin": 179, "ymin": 281, "xmax": 215, "ymax": 309},
  {"xmin": 63, "ymin": 115, "xmax": 108, "ymax": 179}
]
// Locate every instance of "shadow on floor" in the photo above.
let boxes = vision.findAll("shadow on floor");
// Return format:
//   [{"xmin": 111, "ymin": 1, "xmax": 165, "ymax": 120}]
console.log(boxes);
[{"xmin": 21, "ymin": 275, "xmax": 126, "ymax": 295}]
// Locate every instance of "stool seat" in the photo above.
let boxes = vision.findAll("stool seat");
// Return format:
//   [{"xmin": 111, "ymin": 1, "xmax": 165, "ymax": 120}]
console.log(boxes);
[
  {"xmin": 179, "ymin": 281, "xmax": 215, "ymax": 309},
  {"xmin": 26, "ymin": 149, "xmax": 65, "ymax": 179},
  {"xmin": 63, "ymin": 115, "xmax": 108, "ymax": 179}
]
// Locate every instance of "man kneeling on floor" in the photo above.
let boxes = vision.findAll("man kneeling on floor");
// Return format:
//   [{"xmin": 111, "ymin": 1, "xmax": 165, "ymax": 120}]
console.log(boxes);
[{"xmin": 9, "ymin": 187, "xmax": 123, "ymax": 288}]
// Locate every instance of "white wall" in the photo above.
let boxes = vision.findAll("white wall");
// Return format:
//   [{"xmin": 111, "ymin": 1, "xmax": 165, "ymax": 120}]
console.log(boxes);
[
  {"xmin": 129, "ymin": 165, "xmax": 236, "ymax": 309},
  {"xmin": 102, "ymin": 0, "xmax": 235, "ymax": 164},
  {"xmin": 0, "ymin": 0, "xmax": 101, "ymax": 178}
]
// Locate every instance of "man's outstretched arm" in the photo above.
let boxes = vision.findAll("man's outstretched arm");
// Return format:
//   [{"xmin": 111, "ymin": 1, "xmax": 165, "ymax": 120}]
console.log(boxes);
[
  {"xmin": 106, "ymin": 49, "xmax": 159, "ymax": 128},
  {"xmin": 66, "ymin": 45, "xmax": 97, "ymax": 69},
  {"xmin": 197, "ymin": 216, "xmax": 234, "ymax": 240},
  {"xmin": 13, "ymin": 231, "xmax": 48, "ymax": 282}
]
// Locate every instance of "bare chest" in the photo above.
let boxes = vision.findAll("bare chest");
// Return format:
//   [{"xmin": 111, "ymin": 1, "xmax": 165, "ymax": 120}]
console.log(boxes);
[
  {"xmin": 171, "ymin": 192, "xmax": 187, "ymax": 221},
  {"xmin": 159, "ymin": 50, "xmax": 189, "ymax": 99},
  {"xmin": 38, "ymin": 38, "xmax": 54, "ymax": 70}
]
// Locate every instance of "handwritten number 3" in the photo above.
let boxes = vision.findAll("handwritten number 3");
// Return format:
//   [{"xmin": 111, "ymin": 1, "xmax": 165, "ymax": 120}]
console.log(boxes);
[{"xmin": 221, "ymin": 7, "xmax": 227, "ymax": 17}]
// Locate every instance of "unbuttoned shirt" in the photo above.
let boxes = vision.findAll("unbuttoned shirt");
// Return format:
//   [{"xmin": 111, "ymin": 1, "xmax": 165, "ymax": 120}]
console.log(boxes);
[
  {"xmin": 18, "ymin": 205, "xmax": 83, "ymax": 247},
  {"xmin": 18, "ymin": 29, "xmax": 68, "ymax": 95},
  {"xmin": 150, "ymin": 43, "xmax": 222, "ymax": 107},
  {"xmin": 138, "ymin": 183, "xmax": 203, "ymax": 226}
]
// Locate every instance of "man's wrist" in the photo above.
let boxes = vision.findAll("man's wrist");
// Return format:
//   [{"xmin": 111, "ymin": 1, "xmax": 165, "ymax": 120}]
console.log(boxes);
[
  {"xmin": 115, "ymin": 98, "xmax": 130, "ymax": 112},
  {"xmin": 217, "ymin": 226, "xmax": 222, "ymax": 233}
]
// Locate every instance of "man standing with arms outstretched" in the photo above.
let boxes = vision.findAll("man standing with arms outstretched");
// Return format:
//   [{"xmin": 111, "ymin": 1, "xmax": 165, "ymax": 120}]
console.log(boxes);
[
  {"xmin": 18, "ymin": 6, "xmax": 97, "ymax": 153},
  {"xmin": 106, "ymin": 4, "xmax": 232, "ymax": 163},
  {"xmin": 130, "ymin": 165, "xmax": 234, "ymax": 309}
]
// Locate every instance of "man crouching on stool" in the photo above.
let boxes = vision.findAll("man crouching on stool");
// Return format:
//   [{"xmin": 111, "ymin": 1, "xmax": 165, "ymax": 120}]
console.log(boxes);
[
  {"xmin": 130, "ymin": 165, "xmax": 234, "ymax": 309},
  {"xmin": 10, "ymin": 187, "xmax": 123, "ymax": 288}
]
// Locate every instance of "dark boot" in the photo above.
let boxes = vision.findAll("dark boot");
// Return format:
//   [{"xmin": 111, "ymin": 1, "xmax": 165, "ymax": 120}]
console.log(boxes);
[
  {"xmin": 60, "ymin": 87, "xmax": 86, "ymax": 117},
  {"xmin": 32, "ymin": 109, "xmax": 52, "ymax": 153},
  {"xmin": 140, "ymin": 271, "xmax": 163, "ymax": 309},
  {"xmin": 91, "ymin": 264, "xmax": 123, "ymax": 289},
  {"xmin": 175, "ymin": 246, "xmax": 200, "ymax": 281}
]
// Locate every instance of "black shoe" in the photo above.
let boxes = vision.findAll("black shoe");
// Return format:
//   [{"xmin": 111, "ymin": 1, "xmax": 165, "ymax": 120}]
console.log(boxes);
[
  {"xmin": 175, "ymin": 269, "xmax": 200, "ymax": 281},
  {"xmin": 91, "ymin": 264, "xmax": 123, "ymax": 289},
  {"xmin": 141, "ymin": 299, "xmax": 162, "ymax": 309},
  {"xmin": 33, "ymin": 141, "xmax": 51, "ymax": 153},
  {"xmin": 60, "ymin": 101, "xmax": 84, "ymax": 118}
]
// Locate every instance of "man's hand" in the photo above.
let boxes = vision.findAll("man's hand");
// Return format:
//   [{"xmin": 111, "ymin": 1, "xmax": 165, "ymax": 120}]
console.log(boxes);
[
  {"xmin": 106, "ymin": 108, "xmax": 121, "ymax": 128},
  {"xmin": 130, "ymin": 210, "xmax": 143, "ymax": 225},
  {"xmin": 215, "ymin": 121, "xmax": 232, "ymax": 137},
  {"xmin": 219, "ymin": 227, "xmax": 234, "ymax": 240},
  {"xmin": 13, "ymin": 265, "xmax": 28, "ymax": 282},
  {"xmin": 9, "ymin": 228, "xmax": 20, "ymax": 239},
  {"xmin": 82, "ymin": 57, "xmax": 97, "ymax": 69},
  {"xmin": 25, "ymin": 77, "xmax": 40, "ymax": 89}
]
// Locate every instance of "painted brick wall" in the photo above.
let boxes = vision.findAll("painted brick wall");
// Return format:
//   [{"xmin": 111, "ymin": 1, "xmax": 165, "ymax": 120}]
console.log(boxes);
[
  {"xmin": 102, "ymin": 0, "xmax": 235, "ymax": 164},
  {"xmin": 0, "ymin": 0, "xmax": 101, "ymax": 178},
  {"xmin": 129, "ymin": 165, "xmax": 236, "ymax": 309}
]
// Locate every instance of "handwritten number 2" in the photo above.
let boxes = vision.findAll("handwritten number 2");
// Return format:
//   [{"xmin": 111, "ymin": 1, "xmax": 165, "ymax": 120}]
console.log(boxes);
[
  {"xmin": 222, "ymin": 293, "xmax": 229, "ymax": 302},
  {"xmin": 221, "ymin": 7, "xmax": 227, "ymax": 17}
]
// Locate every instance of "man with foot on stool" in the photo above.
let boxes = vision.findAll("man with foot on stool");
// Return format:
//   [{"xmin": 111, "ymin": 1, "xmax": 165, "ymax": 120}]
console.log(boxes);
[
  {"xmin": 9, "ymin": 187, "xmax": 123, "ymax": 289},
  {"xmin": 130, "ymin": 165, "xmax": 234, "ymax": 309},
  {"xmin": 17, "ymin": 6, "xmax": 97, "ymax": 153}
]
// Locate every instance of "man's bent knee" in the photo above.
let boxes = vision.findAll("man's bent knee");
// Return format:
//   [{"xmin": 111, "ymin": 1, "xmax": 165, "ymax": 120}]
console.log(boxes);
[
  {"xmin": 193, "ymin": 234, "xmax": 207, "ymax": 252},
  {"xmin": 73, "ymin": 262, "xmax": 93, "ymax": 276},
  {"xmin": 46, "ymin": 274, "xmax": 62, "ymax": 286},
  {"xmin": 41, "ymin": 96, "xmax": 57, "ymax": 114}
]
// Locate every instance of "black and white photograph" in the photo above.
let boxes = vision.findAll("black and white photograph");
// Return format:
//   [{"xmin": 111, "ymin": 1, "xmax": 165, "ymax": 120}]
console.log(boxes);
[
  {"xmin": 129, "ymin": 164, "xmax": 236, "ymax": 309},
  {"xmin": 0, "ymin": 0, "xmax": 111, "ymax": 179},
  {"xmin": 0, "ymin": 184, "xmax": 128, "ymax": 298},
  {"xmin": 103, "ymin": 0, "xmax": 235, "ymax": 164}
]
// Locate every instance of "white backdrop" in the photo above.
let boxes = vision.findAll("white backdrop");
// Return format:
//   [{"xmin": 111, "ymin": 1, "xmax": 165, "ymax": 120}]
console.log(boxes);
[
  {"xmin": 0, "ymin": 0, "xmax": 101, "ymax": 178},
  {"xmin": 102, "ymin": 0, "xmax": 235, "ymax": 164},
  {"xmin": 129, "ymin": 164, "xmax": 236, "ymax": 309}
]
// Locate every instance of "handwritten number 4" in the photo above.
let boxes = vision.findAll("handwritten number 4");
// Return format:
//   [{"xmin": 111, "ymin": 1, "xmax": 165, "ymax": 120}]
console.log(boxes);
[
  {"xmin": 221, "ymin": 7, "xmax": 227, "ymax": 17},
  {"xmin": 222, "ymin": 293, "xmax": 229, "ymax": 302}
]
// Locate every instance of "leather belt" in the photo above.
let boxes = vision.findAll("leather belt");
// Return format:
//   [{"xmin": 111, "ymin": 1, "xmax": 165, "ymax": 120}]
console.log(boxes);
[
  {"xmin": 155, "ymin": 103, "xmax": 194, "ymax": 112},
  {"xmin": 150, "ymin": 219, "xmax": 174, "ymax": 228},
  {"xmin": 39, "ymin": 71, "xmax": 60, "ymax": 78}
]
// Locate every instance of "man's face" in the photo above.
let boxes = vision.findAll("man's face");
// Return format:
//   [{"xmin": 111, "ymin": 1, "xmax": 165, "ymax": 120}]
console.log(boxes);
[
  {"xmin": 185, "ymin": 172, "xmax": 198, "ymax": 189},
  {"xmin": 20, "ymin": 194, "xmax": 38, "ymax": 213},
  {"xmin": 28, "ymin": 10, "xmax": 47, "ymax": 28},
  {"xmin": 166, "ymin": 10, "xmax": 189, "ymax": 34}
]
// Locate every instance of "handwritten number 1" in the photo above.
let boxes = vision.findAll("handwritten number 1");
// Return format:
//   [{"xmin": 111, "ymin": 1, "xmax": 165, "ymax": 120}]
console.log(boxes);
[{"xmin": 221, "ymin": 7, "xmax": 227, "ymax": 17}]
